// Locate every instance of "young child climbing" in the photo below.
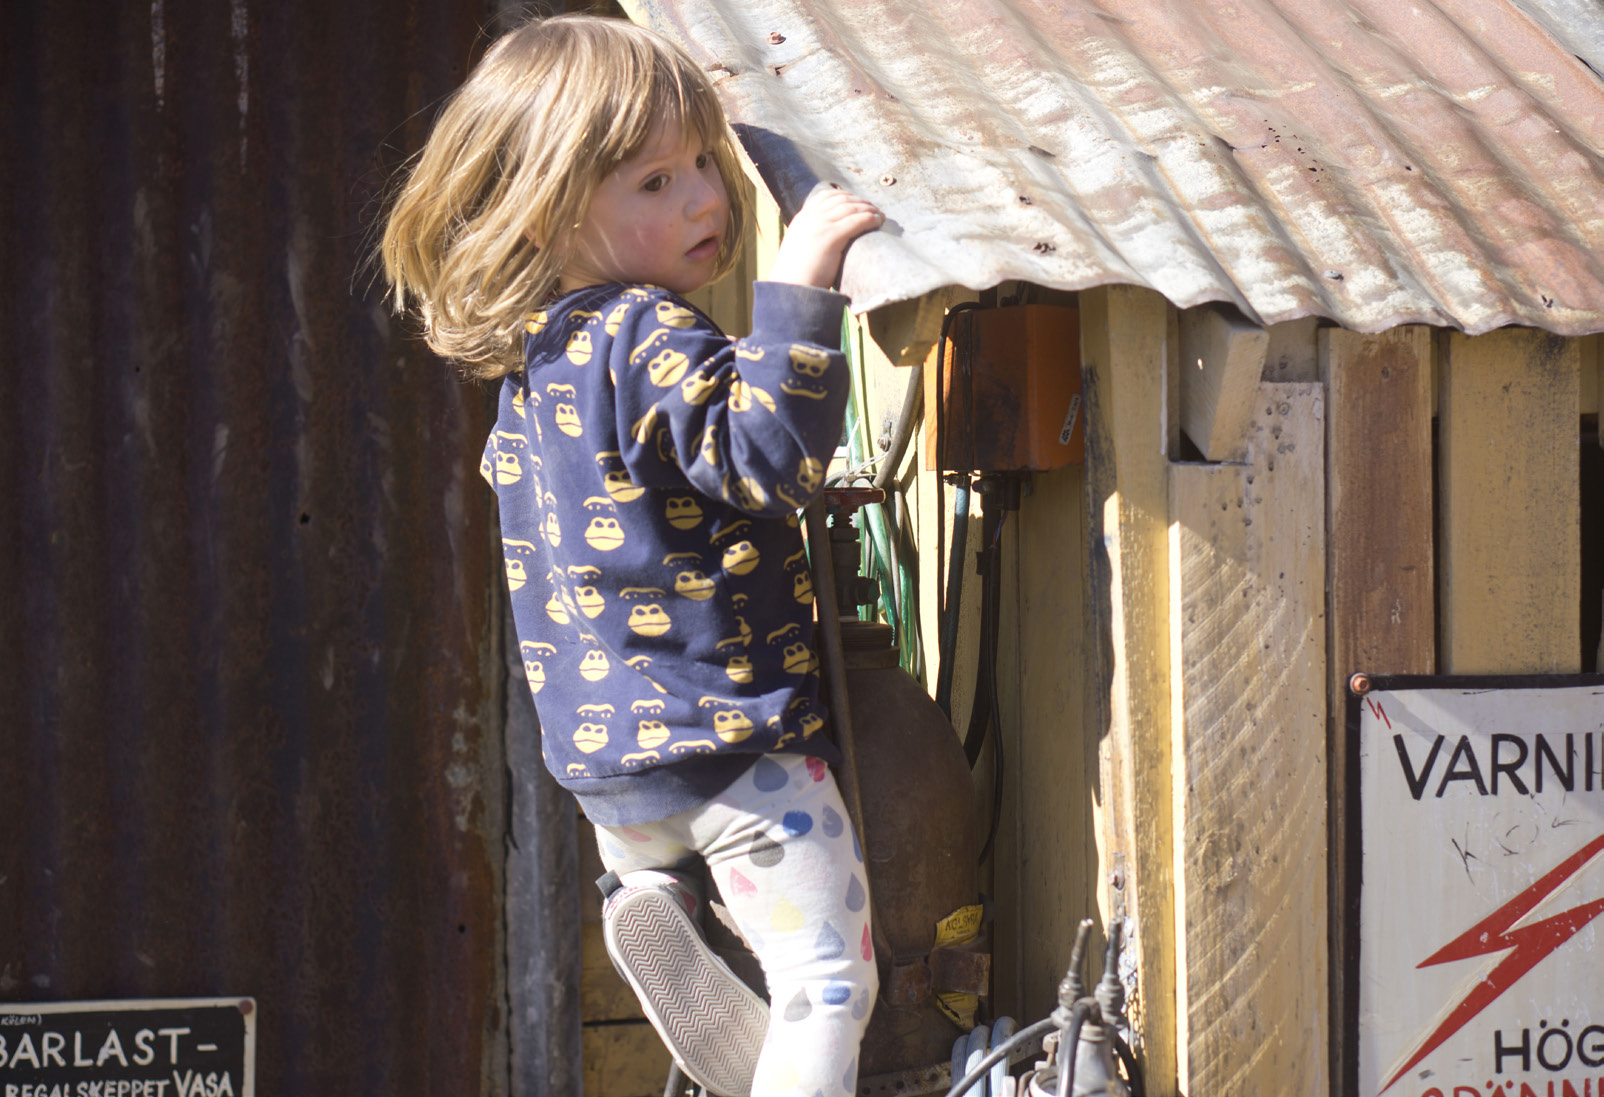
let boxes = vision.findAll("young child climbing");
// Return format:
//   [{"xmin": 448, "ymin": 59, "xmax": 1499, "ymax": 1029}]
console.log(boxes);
[{"xmin": 380, "ymin": 14, "xmax": 884, "ymax": 1097}]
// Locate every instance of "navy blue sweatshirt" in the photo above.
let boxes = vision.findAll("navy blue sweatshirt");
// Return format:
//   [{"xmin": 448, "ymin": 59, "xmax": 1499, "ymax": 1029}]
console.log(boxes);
[{"xmin": 483, "ymin": 281, "xmax": 849, "ymax": 824}]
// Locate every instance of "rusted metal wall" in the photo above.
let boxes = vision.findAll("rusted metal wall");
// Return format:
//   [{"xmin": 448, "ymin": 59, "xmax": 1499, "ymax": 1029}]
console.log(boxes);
[{"xmin": 0, "ymin": 0, "xmax": 607, "ymax": 1093}]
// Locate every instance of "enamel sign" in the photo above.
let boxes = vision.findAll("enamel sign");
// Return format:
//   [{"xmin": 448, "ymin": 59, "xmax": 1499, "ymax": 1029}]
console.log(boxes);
[
  {"xmin": 0, "ymin": 999, "xmax": 254, "ymax": 1097},
  {"xmin": 1352, "ymin": 676, "xmax": 1604, "ymax": 1097}
]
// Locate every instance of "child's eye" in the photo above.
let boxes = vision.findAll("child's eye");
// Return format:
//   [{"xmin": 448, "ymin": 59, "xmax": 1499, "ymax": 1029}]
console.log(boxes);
[
  {"xmin": 642, "ymin": 173, "xmax": 669, "ymax": 193},
  {"xmin": 695, "ymin": 152, "xmax": 712, "ymax": 170}
]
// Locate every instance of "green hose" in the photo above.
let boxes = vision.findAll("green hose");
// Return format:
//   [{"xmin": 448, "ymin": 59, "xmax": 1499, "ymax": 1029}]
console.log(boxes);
[{"xmin": 840, "ymin": 314, "xmax": 923, "ymax": 680}]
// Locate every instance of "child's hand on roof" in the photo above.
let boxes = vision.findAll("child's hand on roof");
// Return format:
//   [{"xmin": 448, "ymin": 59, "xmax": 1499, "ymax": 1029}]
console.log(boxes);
[{"xmin": 765, "ymin": 184, "xmax": 883, "ymax": 290}]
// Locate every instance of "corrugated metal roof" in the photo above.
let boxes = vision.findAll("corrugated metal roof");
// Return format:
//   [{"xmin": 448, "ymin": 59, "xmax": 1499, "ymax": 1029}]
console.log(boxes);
[{"xmin": 625, "ymin": 0, "xmax": 1604, "ymax": 335}]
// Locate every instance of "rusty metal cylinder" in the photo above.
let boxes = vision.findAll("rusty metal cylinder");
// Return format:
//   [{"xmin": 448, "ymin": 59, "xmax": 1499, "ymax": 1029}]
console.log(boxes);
[{"xmin": 839, "ymin": 617, "xmax": 979, "ymax": 1076}]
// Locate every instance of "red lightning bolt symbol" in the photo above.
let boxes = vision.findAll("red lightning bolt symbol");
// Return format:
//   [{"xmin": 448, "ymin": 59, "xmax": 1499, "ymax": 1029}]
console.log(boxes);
[{"xmin": 1381, "ymin": 833, "xmax": 1604, "ymax": 1093}]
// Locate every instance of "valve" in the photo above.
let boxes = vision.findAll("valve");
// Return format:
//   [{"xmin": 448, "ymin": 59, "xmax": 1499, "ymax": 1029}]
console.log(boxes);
[{"xmin": 820, "ymin": 486, "xmax": 884, "ymax": 613}]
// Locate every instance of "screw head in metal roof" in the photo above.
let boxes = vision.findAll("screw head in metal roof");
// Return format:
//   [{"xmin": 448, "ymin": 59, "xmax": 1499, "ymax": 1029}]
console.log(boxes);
[
  {"xmin": 1349, "ymin": 672, "xmax": 1371, "ymax": 695},
  {"xmin": 1324, "ymin": 269, "xmax": 1344, "ymax": 281},
  {"xmin": 880, "ymin": 175, "xmax": 896, "ymax": 186},
  {"xmin": 767, "ymin": 31, "xmax": 786, "ymax": 44}
]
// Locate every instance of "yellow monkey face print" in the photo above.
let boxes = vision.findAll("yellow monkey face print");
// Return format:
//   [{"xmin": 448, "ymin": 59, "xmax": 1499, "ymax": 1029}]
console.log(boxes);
[
  {"xmin": 579, "ymin": 649, "xmax": 610, "ymax": 682},
  {"xmin": 520, "ymin": 641, "xmax": 555, "ymax": 693},
  {"xmin": 780, "ymin": 345, "xmax": 831, "ymax": 400},
  {"xmin": 728, "ymin": 378, "xmax": 776, "ymax": 415},
  {"xmin": 545, "ymin": 590, "xmax": 570, "ymax": 625},
  {"xmin": 490, "ymin": 431, "xmax": 529, "ymax": 485},
  {"xmin": 554, "ymin": 404, "xmax": 581, "ymax": 437},
  {"xmin": 543, "ymin": 511, "xmax": 562, "ymax": 547},
  {"xmin": 654, "ymin": 300, "xmax": 697, "ymax": 328},
  {"xmin": 584, "ymin": 516, "xmax": 625, "ymax": 551},
  {"xmin": 669, "ymin": 739, "xmax": 715, "ymax": 757},
  {"xmin": 722, "ymin": 540, "xmax": 760, "ymax": 575},
  {"xmin": 620, "ymin": 587, "xmax": 670, "ymax": 638},
  {"xmin": 680, "ymin": 369, "xmax": 719, "ymax": 406},
  {"xmin": 698, "ymin": 426, "xmax": 721, "ymax": 469},
  {"xmin": 630, "ymin": 698, "xmax": 666, "ymax": 715},
  {"xmin": 631, "ymin": 328, "xmax": 693, "ymax": 387},
  {"xmin": 792, "ymin": 570, "xmax": 814, "ymax": 604},
  {"xmin": 664, "ymin": 496, "xmax": 702, "ymax": 530},
  {"xmin": 627, "ymin": 604, "xmax": 671, "ymax": 638},
  {"xmin": 573, "ymin": 586, "xmax": 605, "ymax": 618},
  {"xmin": 604, "ymin": 302, "xmax": 631, "ymax": 336},
  {"xmin": 565, "ymin": 329, "xmax": 594, "ymax": 365},
  {"xmin": 502, "ymin": 540, "xmax": 537, "ymax": 592},
  {"xmin": 726, "ymin": 655, "xmax": 753, "ymax": 684},
  {"xmin": 729, "ymin": 476, "xmax": 767, "ymax": 511},
  {"xmin": 781, "ymin": 642, "xmax": 815, "ymax": 675},
  {"xmin": 646, "ymin": 347, "xmax": 690, "ymax": 388},
  {"xmin": 674, "ymin": 570, "xmax": 715, "ymax": 601},
  {"xmin": 572, "ymin": 722, "xmax": 608, "ymax": 753},
  {"xmin": 636, "ymin": 720, "xmax": 670, "ymax": 749},
  {"xmin": 598, "ymin": 452, "xmax": 644, "ymax": 503},
  {"xmin": 796, "ymin": 457, "xmax": 825, "ymax": 496},
  {"xmin": 523, "ymin": 309, "xmax": 550, "ymax": 335},
  {"xmin": 713, "ymin": 710, "xmax": 754, "ymax": 744},
  {"xmin": 789, "ymin": 344, "xmax": 829, "ymax": 378}
]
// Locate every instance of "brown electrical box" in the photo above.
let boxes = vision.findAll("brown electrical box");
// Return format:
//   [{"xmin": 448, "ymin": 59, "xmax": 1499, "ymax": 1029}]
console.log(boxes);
[{"xmin": 924, "ymin": 304, "xmax": 1083, "ymax": 472}]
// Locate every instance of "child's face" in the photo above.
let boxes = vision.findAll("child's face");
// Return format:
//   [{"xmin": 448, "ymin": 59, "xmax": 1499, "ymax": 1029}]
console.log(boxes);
[{"xmin": 560, "ymin": 120, "xmax": 730, "ymax": 295}]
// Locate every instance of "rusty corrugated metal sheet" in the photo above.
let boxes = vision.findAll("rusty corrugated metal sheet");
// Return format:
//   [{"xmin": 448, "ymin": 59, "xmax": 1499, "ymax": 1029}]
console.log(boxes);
[
  {"xmin": 0, "ymin": 0, "xmax": 546, "ymax": 1092},
  {"xmin": 625, "ymin": 0, "xmax": 1604, "ymax": 335}
]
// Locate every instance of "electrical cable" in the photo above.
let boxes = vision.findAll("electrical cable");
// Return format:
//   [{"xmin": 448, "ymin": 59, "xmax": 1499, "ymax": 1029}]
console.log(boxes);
[
  {"xmin": 1112, "ymin": 1031, "xmax": 1146, "ymax": 1097},
  {"xmin": 942, "ymin": 1016, "xmax": 1058, "ymax": 1097},
  {"xmin": 961, "ymin": 496, "xmax": 1000, "ymax": 768},
  {"xmin": 933, "ymin": 303, "xmax": 981, "ymax": 705},
  {"xmin": 1054, "ymin": 1000, "xmax": 1094, "ymax": 1097},
  {"xmin": 933, "ymin": 477, "xmax": 969, "ymax": 716},
  {"xmin": 873, "ymin": 362, "xmax": 923, "ymax": 492}
]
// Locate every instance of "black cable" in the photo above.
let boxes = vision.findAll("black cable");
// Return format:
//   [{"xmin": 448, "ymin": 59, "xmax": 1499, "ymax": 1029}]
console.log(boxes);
[
  {"xmin": 1112, "ymin": 1031, "xmax": 1146, "ymax": 1097},
  {"xmin": 943, "ymin": 1016, "xmax": 1058, "ymax": 1097},
  {"xmin": 976, "ymin": 512, "xmax": 1006, "ymax": 864},
  {"xmin": 933, "ymin": 303, "xmax": 981, "ymax": 670},
  {"xmin": 961, "ymin": 498, "xmax": 1000, "ymax": 767},
  {"xmin": 1055, "ymin": 1000, "xmax": 1095, "ymax": 1097}
]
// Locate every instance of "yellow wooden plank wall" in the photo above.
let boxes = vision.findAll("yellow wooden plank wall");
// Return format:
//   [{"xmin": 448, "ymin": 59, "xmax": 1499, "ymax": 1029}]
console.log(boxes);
[
  {"xmin": 1320, "ymin": 326, "xmax": 1437, "ymax": 1087},
  {"xmin": 1079, "ymin": 284, "xmax": 1179, "ymax": 1096},
  {"xmin": 993, "ymin": 462, "xmax": 1100, "ymax": 1020},
  {"xmin": 1439, "ymin": 330, "xmax": 1582, "ymax": 674},
  {"xmin": 1169, "ymin": 384, "xmax": 1329, "ymax": 1097}
]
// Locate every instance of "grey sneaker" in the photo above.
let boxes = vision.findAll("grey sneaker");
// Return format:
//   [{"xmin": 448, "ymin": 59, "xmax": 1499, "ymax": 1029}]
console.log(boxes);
[{"xmin": 600, "ymin": 873, "xmax": 769, "ymax": 1097}]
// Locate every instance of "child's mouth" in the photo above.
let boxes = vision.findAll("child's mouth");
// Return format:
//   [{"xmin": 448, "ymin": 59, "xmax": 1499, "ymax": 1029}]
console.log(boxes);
[{"xmin": 686, "ymin": 236, "xmax": 719, "ymax": 261}]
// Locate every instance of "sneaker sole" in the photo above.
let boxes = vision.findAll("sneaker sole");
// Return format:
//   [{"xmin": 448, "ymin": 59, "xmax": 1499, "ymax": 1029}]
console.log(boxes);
[{"xmin": 604, "ymin": 887, "xmax": 769, "ymax": 1096}]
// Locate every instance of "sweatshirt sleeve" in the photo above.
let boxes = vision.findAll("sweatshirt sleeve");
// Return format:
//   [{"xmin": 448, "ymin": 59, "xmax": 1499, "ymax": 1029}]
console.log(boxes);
[{"xmin": 608, "ymin": 283, "xmax": 851, "ymax": 517}]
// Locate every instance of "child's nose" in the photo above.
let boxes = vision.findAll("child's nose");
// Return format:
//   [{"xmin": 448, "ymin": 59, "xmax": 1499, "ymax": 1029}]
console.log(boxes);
[{"xmin": 685, "ymin": 175, "xmax": 724, "ymax": 218}]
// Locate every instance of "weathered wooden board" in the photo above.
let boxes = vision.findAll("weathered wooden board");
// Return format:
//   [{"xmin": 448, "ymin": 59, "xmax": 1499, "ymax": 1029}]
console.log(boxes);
[
  {"xmin": 1080, "ymin": 284, "xmax": 1177, "ymax": 1094},
  {"xmin": 994, "ymin": 462, "xmax": 1099, "ymax": 1019},
  {"xmin": 1179, "ymin": 306, "xmax": 1270, "ymax": 461},
  {"xmin": 582, "ymin": 1021, "xmax": 672, "ymax": 1097},
  {"xmin": 1439, "ymin": 330, "xmax": 1581, "ymax": 674},
  {"xmin": 1319, "ymin": 326, "xmax": 1436, "ymax": 1090},
  {"xmin": 1170, "ymin": 383, "xmax": 1328, "ymax": 1097},
  {"xmin": 1263, "ymin": 316, "xmax": 1320, "ymax": 383}
]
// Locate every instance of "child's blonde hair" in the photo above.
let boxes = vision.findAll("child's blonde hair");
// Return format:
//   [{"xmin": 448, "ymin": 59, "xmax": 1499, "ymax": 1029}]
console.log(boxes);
[{"xmin": 380, "ymin": 15, "xmax": 751, "ymax": 379}]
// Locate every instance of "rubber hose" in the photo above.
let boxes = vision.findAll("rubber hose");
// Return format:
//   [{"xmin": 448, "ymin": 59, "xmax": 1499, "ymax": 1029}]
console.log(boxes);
[
  {"xmin": 934, "ymin": 479, "xmax": 970, "ymax": 716},
  {"xmin": 943, "ymin": 1016, "xmax": 1058, "ymax": 1097}
]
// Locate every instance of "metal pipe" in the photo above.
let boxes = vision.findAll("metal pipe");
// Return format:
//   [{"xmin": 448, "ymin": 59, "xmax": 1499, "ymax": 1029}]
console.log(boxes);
[{"xmin": 804, "ymin": 499, "xmax": 895, "ymax": 970}]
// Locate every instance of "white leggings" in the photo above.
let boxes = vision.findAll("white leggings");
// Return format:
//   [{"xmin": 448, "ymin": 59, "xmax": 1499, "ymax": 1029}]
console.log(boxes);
[{"xmin": 594, "ymin": 753, "xmax": 879, "ymax": 1097}]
